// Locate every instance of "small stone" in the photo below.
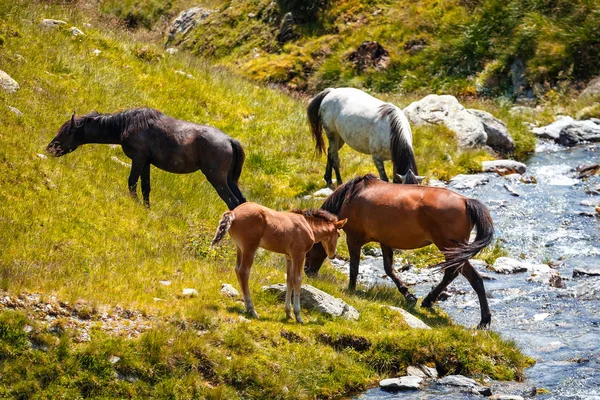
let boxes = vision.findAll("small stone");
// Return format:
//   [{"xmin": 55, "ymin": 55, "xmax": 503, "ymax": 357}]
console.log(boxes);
[
  {"xmin": 406, "ymin": 366, "xmax": 427, "ymax": 378},
  {"xmin": 40, "ymin": 19, "xmax": 67, "ymax": 28},
  {"xmin": 109, "ymin": 356, "xmax": 121, "ymax": 364},
  {"xmin": 573, "ymin": 267, "xmax": 600, "ymax": 277},
  {"xmin": 69, "ymin": 27, "xmax": 85, "ymax": 36},
  {"xmin": 159, "ymin": 280, "xmax": 172, "ymax": 286},
  {"xmin": 490, "ymin": 257, "xmax": 529, "ymax": 274},
  {"xmin": 23, "ymin": 325, "xmax": 33, "ymax": 333},
  {"xmin": 379, "ymin": 376, "xmax": 422, "ymax": 391},
  {"xmin": 92, "ymin": 49, "xmax": 101, "ymax": 56},
  {"xmin": 503, "ymin": 183, "xmax": 520, "ymax": 197},
  {"xmin": 0, "ymin": 70, "xmax": 20, "ymax": 93},
  {"xmin": 8, "ymin": 106, "xmax": 23, "ymax": 116},
  {"xmin": 221, "ymin": 283, "xmax": 240, "ymax": 298},
  {"xmin": 482, "ymin": 160, "xmax": 526, "ymax": 175},
  {"xmin": 387, "ymin": 306, "xmax": 431, "ymax": 329},
  {"xmin": 165, "ymin": 47, "xmax": 178, "ymax": 54},
  {"xmin": 533, "ymin": 313, "xmax": 551, "ymax": 321},
  {"xmin": 490, "ymin": 395, "xmax": 524, "ymax": 400},
  {"xmin": 248, "ymin": 13, "xmax": 256, "ymax": 18},
  {"xmin": 303, "ymin": 187, "xmax": 334, "ymax": 199},
  {"xmin": 421, "ymin": 365, "xmax": 438, "ymax": 378},
  {"xmin": 181, "ymin": 288, "xmax": 198, "ymax": 297},
  {"xmin": 438, "ymin": 374, "xmax": 478, "ymax": 387},
  {"xmin": 449, "ymin": 174, "xmax": 489, "ymax": 190},
  {"xmin": 37, "ymin": 153, "xmax": 47, "ymax": 160}
]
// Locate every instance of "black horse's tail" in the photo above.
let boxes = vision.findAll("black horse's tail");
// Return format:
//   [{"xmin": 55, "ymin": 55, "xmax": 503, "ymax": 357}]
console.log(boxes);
[
  {"xmin": 211, "ymin": 211, "xmax": 235, "ymax": 247},
  {"xmin": 228, "ymin": 139, "xmax": 246, "ymax": 203},
  {"xmin": 436, "ymin": 198, "xmax": 494, "ymax": 271},
  {"xmin": 307, "ymin": 88, "xmax": 333, "ymax": 155},
  {"xmin": 378, "ymin": 104, "xmax": 419, "ymax": 184}
]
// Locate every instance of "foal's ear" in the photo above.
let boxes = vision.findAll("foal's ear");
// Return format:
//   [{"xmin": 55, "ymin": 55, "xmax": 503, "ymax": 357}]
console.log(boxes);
[{"xmin": 334, "ymin": 218, "xmax": 347, "ymax": 229}]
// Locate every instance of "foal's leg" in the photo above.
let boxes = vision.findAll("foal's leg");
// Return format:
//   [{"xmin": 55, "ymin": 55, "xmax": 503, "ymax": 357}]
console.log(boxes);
[
  {"xmin": 381, "ymin": 244, "xmax": 416, "ymax": 303},
  {"xmin": 421, "ymin": 266, "xmax": 459, "ymax": 308},
  {"xmin": 284, "ymin": 256, "xmax": 293, "ymax": 320},
  {"xmin": 235, "ymin": 246, "xmax": 259, "ymax": 318},
  {"xmin": 291, "ymin": 254, "xmax": 306, "ymax": 323},
  {"xmin": 372, "ymin": 155, "xmax": 389, "ymax": 182},
  {"xmin": 140, "ymin": 162, "xmax": 151, "ymax": 207},
  {"xmin": 204, "ymin": 170, "xmax": 241, "ymax": 211},
  {"xmin": 460, "ymin": 261, "xmax": 492, "ymax": 329},
  {"xmin": 348, "ymin": 240, "xmax": 362, "ymax": 291}
]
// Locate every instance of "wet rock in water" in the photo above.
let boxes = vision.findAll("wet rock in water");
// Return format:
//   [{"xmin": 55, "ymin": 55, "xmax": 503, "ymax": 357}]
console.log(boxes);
[
  {"xmin": 362, "ymin": 246, "xmax": 382, "ymax": 257},
  {"xmin": 572, "ymin": 267, "xmax": 600, "ymax": 277},
  {"xmin": 482, "ymin": 160, "xmax": 526, "ymax": 175},
  {"xmin": 490, "ymin": 257, "xmax": 529, "ymax": 274},
  {"xmin": 526, "ymin": 264, "xmax": 565, "ymax": 288},
  {"xmin": 262, "ymin": 284, "xmax": 359, "ymax": 320},
  {"xmin": 386, "ymin": 306, "xmax": 430, "ymax": 329},
  {"xmin": 558, "ymin": 119, "xmax": 600, "ymax": 146},
  {"xmin": 503, "ymin": 183, "xmax": 520, "ymax": 197},
  {"xmin": 348, "ymin": 41, "xmax": 390, "ymax": 73},
  {"xmin": 533, "ymin": 312, "xmax": 551, "ymax": 321},
  {"xmin": 520, "ymin": 174, "xmax": 537, "ymax": 184},
  {"xmin": 379, "ymin": 376, "xmax": 422, "ymax": 391},
  {"xmin": 490, "ymin": 395, "xmax": 524, "ymax": 400},
  {"xmin": 438, "ymin": 375, "xmax": 478, "ymax": 387},
  {"xmin": 574, "ymin": 163, "xmax": 600, "ymax": 179},
  {"xmin": 277, "ymin": 12, "xmax": 296, "ymax": 43},
  {"xmin": 566, "ymin": 280, "xmax": 600, "ymax": 300},
  {"xmin": 0, "ymin": 70, "xmax": 19, "ymax": 93},
  {"xmin": 166, "ymin": 7, "xmax": 211, "ymax": 46},
  {"xmin": 220, "ymin": 283, "xmax": 240, "ymax": 298},
  {"xmin": 532, "ymin": 116, "xmax": 574, "ymax": 140},
  {"xmin": 406, "ymin": 366, "xmax": 427, "ymax": 378},
  {"xmin": 449, "ymin": 174, "xmax": 489, "ymax": 189},
  {"xmin": 468, "ymin": 109, "xmax": 515, "ymax": 154},
  {"xmin": 40, "ymin": 18, "xmax": 66, "ymax": 28}
]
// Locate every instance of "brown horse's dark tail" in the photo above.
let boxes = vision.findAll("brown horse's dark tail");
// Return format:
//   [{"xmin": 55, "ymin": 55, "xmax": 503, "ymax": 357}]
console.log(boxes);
[
  {"xmin": 228, "ymin": 139, "xmax": 246, "ymax": 203},
  {"xmin": 436, "ymin": 198, "xmax": 494, "ymax": 271},
  {"xmin": 307, "ymin": 88, "xmax": 333, "ymax": 155},
  {"xmin": 378, "ymin": 104, "xmax": 419, "ymax": 184},
  {"xmin": 211, "ymin": 211, "xmax": 235, "ymax": 247}
]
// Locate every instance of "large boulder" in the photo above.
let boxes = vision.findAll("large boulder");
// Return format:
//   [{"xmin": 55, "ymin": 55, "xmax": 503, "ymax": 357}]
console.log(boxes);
[
  {"xmin": 262, "ymin": 284, "xmax": 359, "ymax": 320},
  {"xmin": 0, "ymin": 70, "xmax": 19, "ymax": 93},
  {"xmin": 380, "ymin": 376, "xmax": 422, "ymax": 391},
  {"xmin": 579, "ymin": 77, "xmax": 600, "ymax": 99},
  {"xmin": 557, "ymin": 119, "xmax": 600, "ymax": 146},
  {"xmin": 166, "ymin": 7, "xmax": 211, "ymax": 46},
  {"xmin": 404, "ymin": 95, "xmax": 514, "ymax": 153},
  {"xmin": 532, "ymin": 116, "xmax": 574, "ymax": 140},
  {"xmin": 468, "ymin": 109, "xmax": 515, "ymax": 154}
]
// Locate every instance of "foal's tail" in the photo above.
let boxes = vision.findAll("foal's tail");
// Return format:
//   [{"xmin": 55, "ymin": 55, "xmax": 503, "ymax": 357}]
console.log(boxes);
[
  {"xmin": 307, "ymin": 88, "xmax": 333, "ymax": 155},
  {"xmin": 211, "ymin": 211, "xmax": 235, "ymax": 247},
  {"xmin": 436, "ymin": 198, "xmax": 494, "ymax": 271},
  {"xmin": 378, "ymin": 104, "xmax": 419, "ymax": 184}
]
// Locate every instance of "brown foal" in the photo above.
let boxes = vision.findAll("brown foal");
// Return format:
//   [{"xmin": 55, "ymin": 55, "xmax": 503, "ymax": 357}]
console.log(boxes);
[{"xmin": 211, "ymin": 202, "xmax": 346, "ymax": 323}]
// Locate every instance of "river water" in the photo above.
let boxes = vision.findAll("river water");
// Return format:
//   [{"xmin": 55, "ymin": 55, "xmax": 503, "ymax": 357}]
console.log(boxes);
[{"xmin": 352, "ymin": 141, "xmax": 600, "ymax": 399}]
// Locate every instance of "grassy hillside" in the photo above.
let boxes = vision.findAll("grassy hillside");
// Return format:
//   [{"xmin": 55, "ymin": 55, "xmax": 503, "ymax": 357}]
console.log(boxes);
[{"xmin": 0, "ymin": 1, "xmax": 535, "ymax": 398}]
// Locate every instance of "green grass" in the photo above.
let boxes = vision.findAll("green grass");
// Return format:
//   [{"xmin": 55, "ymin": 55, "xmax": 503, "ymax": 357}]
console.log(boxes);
[{"xmin": 0, "ymin": 1, "xmax": 534, "ymax": 398}]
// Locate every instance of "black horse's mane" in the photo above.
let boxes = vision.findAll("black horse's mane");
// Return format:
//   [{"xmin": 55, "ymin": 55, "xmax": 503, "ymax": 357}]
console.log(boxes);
[
  {"xmin": 320, "ymin": 174, "xmax": 378, "ymax": 215},
  {"xmin": 80, "ymin": 108, "xmax": 164, "ymax": 135},
  {"xmin": 291, "ymin": 208, "xmax": 338, "ymax": 222}
]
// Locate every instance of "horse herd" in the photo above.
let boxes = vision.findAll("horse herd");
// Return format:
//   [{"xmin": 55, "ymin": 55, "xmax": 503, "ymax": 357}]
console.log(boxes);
[{"xmin": 46, "ymin": 87, "xmax": 494, "ymax": 329}]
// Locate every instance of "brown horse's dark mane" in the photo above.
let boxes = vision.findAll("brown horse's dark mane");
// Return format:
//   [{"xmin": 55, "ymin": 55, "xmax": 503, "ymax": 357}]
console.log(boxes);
[
  {"xmin": 320, "ymin": 174, "xmax": 378, "ymax": 215},
  {"xmin": 81, "ymin": 108, "xmax": 165, "ymax": 136},
  {"xmin": 291, "ymin": 208, "xmax": 338, "ymax": 222}
]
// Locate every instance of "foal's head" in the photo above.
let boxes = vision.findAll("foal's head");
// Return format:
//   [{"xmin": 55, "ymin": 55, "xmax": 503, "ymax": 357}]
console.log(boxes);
[
  {"xmin": 47, "ymin": 112, "xmax": 91, "ymax": 156},
  {"xmin": 295, "ymin": 209, "xmax": 346, "ymax": 258}
]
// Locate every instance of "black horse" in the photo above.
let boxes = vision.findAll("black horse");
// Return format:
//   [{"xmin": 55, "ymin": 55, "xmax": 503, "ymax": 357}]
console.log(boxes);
[{"xmin": 47, "ymin": 108, "xmax": 246, "ymax": 209}]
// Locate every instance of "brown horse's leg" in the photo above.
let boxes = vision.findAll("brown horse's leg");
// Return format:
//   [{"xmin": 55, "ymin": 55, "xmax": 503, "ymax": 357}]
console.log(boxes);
[
  {"xmin": 128, "ymin": 161, "xmax": 144, "ymax": 201},
  {"xmin": 421, "ymin": 266, "xmax": 459, "ymax": 308},
  {"xmin": 235, "ymin": 246, "xmax": 258, "ymax": 318},
  {"xmin": 461, "ymin": 261, "xmax": 492, "ymax": 329},
  {"xmin": 204, "ymin": 170, "xmax": 240, "ymax": 211},
  {"xmin": 284, "ymin": 256, "xmax": 293, "ymax": 320},
  {"xmin": 348, "ymin": 239, "xmax": 362, "ymax": 291},
  {"xmin": 141, "ymin": 162, "xmax": 151, "ymax": 207},
  {"xmin": 291, "ymin": 254, "xmax": 305, "ymax": 323},
  {"xmin": 381, "ymin": 244, "xmax": 416, "ymax": 303}
]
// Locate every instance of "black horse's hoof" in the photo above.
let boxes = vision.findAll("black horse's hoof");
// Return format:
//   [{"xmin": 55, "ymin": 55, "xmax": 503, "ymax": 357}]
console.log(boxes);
[
  {"xmin": 477, "ymin": 316, "xmax": 492, "ymax": 330},
  {"xmin": 404, "ymin": 293, "xmax": 418, "ymax": 304}
]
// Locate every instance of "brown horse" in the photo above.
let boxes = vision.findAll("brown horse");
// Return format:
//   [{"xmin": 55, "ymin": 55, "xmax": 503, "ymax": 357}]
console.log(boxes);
[
  {"xmin": 304, "ymin": 174, "xmax": 494, "ymax": 328},
  {"xmin": 211, "ymin": 202, "xmax": 347, "ymax": 323},
  {"xmin": 47, "ymin": 109, "xmax": 246, "ymax": 210}
]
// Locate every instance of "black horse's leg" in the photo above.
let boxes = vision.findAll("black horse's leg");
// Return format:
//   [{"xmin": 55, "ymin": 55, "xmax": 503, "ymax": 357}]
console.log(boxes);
[
  {"xmin": 422, "ymin": 266, "xmax": 459, "ymax": 308},
  {"xmin": 372, "ymin": 155, "xmax": 389, "ymax": 182},
  {"xmin": 347, "ymin": 239, "xmax": 362, "ymax": 291},
  {"xmin": 128, "ymin": 161, "xmax": 143, "ymax": 201},
  {"xmin": 205, "ymin": 171, "xmax": 240, "ymax": 211},
  {"xmin": 141, "ymin": 162, "xmax": 151, "ymax": 207},
  {"xmin": 331, "ymin": 135, "xmax": 344, "ymax": 186},
  {"xmin": 381, "ymin": 244, "xmax": 416, "ymax": 303},
  {"xmin": 228, "ymin": 178, "xmax": 246, "ymax": 205},
  {"xmin": 460, "ymin": 261, "xmax": 491, "ymax": 329}
]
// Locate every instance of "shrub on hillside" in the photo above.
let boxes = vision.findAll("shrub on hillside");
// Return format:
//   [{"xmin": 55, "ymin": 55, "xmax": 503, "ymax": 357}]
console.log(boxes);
[{"xmin": 276, "ymin": 0, "xmax": 328, "ymax": 22}]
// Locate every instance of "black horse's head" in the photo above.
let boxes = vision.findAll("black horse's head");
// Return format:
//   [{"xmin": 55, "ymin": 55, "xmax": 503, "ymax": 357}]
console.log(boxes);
[
  {"xmin": 47, "ymin": 112, "xmax": 84, "ymax": 157},
  {"xmin": 304, "ymin": 241, "xmax": 328, "ymax": 277}
]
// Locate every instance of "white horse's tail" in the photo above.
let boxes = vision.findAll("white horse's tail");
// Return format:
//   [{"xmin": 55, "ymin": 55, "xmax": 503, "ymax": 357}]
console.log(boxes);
[
  {"xmin": 307, "ymin": 88, "xmax": 333, "ymax": 155},
  {"xmin": 378, "ymin": 104, "xmax": 419, "ymax": 184}
]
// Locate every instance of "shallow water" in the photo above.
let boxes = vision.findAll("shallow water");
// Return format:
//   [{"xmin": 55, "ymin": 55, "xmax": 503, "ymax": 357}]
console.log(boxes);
[{"xmin": 354, "ymin": 141, "xmax": 600, "ymax": 399}]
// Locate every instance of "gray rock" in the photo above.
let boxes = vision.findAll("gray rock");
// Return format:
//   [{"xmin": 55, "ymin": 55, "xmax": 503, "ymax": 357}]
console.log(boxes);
[
  {"xmin": 490, "ymin": 257, "xmax": 529, "ymax": 274},
  {"xmin": 406, "ymin": 366, "xmax": 427, "ymax": 378},
  {"xmin": 181, "ymin": 288, "xmax": 198, "ymax": 297},
  {"xmin": 421, "ymin": 365, "xmax": 438, "ymax": 378},
  {"xmin": 438, "ymin": 375, "xmax": 478, "ymax": 387},
  {"xmin": 166, "ymin": 7, "xmax": 211, "ymax": 46},
  {"xmin": 262, "ymin": 284, "xmax": 359, "ymax": 320},
  {"xmin": 387, "ymin": 306, "xmax": 430, "ymax": 329},
  {"xmin": 221, "ymin": 283, "xmax": 240, "ymax": 298},
  {"xmin": 557, "ymin": 119, "xmax": 600, "ymax": 146},
  {"xmin": 468, "ymin": 109, "xmax": 515, "ymax": 153},
  {"xmin": 165, "ymin": 47, "xmax": 178, "ymax": 54},
  {"xmin": 427, "ymin": 178, "xmax": 446, "ymax": 187},
  {"xmin": 40, "ymin": 19, "xmax": 66, "ymax": 28},
  {"xmin": 490, "ymin": 395, "xmax": 524, "ymax": 400},
  {"xmin": 449, "ymin": 174, "xmax": 489, "ymax": 189},
  {"xmin": 579, "ymin": 76, "xmax": 600, "ymax": 99},
  {"xmin": 526, "ymin": 263, "xmax": 565, "ymax": 288},
  {"xmin": 69, "ymin": 26, "xmax": 85, "ymax": 36},
  {"xmin": 0, "ymin": 70, "xmax": 19, "ymax": 93},
  {"xmin": 8, "ymin": 106, "xmax": 23, "ymax": 116},
  {"xmin": 379, "ymin": 376, "xmax": 422, "ymax": 391},
  {"xmin": 404, "ymin": 95, "xmax": 487, "ymax": 149},
  {"xmin": 303, "ymin": 187, "xmax": 333, "ymax": 199},
  {"xmin": 482, "ymin": 160, "xmax": 527, "ymax": 175},
  {"xmin": 532, "ymin": 116, "xmax": 574, "ymax": 140},
  {"xmin": 503, "ymin": 183, "xmax": 520, "ymax": 197},
  {"xmin": 573, "ymin": 267, "xmax": 600, "ymax": 277},
  {"xmin": 567, "ymin": 280, "xmax": 600, "ymax": 300}
]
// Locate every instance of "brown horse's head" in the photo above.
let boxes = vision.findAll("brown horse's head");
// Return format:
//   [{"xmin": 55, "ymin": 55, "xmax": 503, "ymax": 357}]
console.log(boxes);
[
  {"xmin": 47, "ymin": 112, "xmax": 83, "ymax": 157},
  {"xmin": 304, "ymin": 242, "xmax": 328, "ymax": 277}
]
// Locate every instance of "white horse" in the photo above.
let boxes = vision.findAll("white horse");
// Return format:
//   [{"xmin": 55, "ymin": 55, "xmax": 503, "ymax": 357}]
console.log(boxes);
[{"xmin": 307, "ymin": 87, "xmax": 421, "ymax": 186}]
